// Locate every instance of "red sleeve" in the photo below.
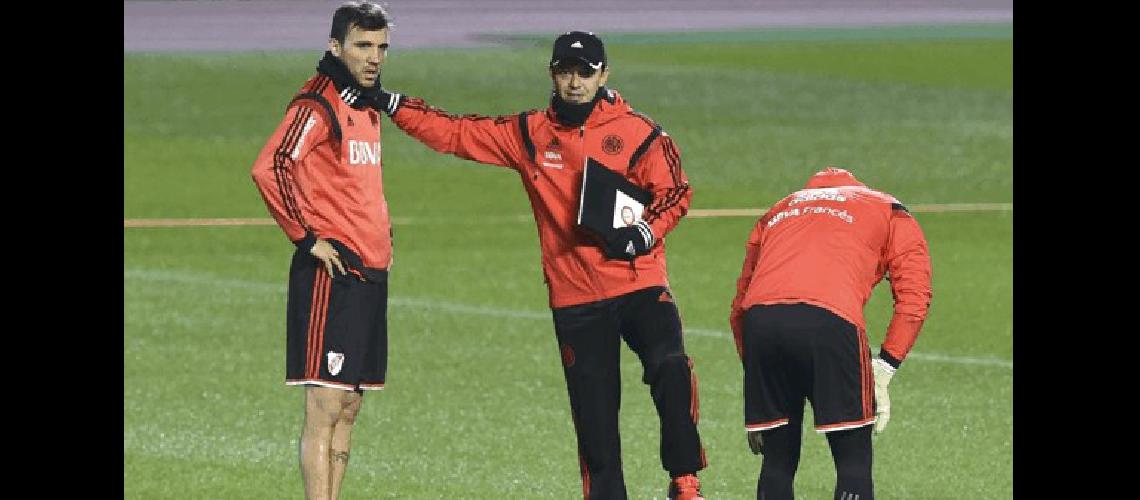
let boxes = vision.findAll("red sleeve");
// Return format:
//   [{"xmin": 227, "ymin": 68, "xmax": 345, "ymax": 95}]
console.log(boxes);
[
  {"xmin": 250, "ymin": 102, "xmax": 331, "ymax": 247},
  {"xmin": 729, "ymin": 213, "xmax": 768, "ymax": 360},
  {"xmin": 389, "ymin": 96, "xmax": 529, "ymax": 169},
  {"xmin": 880, "ymin": 208, "xmax": 933, "ymax": 364},
  {"xmin": 630, "ymin": 133, "xmax": 692, "ymax": 241}
]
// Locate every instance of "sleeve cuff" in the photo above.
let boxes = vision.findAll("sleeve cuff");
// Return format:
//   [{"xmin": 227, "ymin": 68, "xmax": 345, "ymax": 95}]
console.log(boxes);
[
  {"xmin": 382, "ymin": 92, "xmax": 404, "ymax": 116},
  {"xmin": 634, "ymin": 219, "xmax": 655, "ymax": 248},
  {"xmin": 878, "ymin": 349, "xmax": 902, "ymax": 370},
  {"xmin": 293, "ymin": 231, "xmax": 317, "ymax": 253}
]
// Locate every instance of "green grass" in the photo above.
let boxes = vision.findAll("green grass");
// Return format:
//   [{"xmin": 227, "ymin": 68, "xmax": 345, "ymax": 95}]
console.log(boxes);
[
  {"xmin": 124, "ymin": 29, "xmax": 1010, "ymax": 217},
  {"xmin": 125, "ymin": 25, "xmax": 1012, "ymax": 499}
]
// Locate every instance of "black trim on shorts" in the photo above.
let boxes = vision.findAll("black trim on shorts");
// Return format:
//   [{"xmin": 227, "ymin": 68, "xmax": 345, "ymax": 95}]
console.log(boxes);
[
  {"xmin": 293, "ymin": 231, "xmax": 317, "ymax": 252},
  {"xmin": 286, "ymin": 249, "xmax": 390, "ymax": 389},
  {"xmin": 325, "ymin": 238, "xmax": 388, "ymax": 282},
  {"xmin": 741, "ymin": 302, "xmax": 873, "ymax": 430}
]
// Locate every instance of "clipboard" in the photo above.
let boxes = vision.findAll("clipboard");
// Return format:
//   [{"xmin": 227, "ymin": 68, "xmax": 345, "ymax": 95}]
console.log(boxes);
[{"xmin": 576, "ymin": 157, "xmax": 653, "ymax": 239}]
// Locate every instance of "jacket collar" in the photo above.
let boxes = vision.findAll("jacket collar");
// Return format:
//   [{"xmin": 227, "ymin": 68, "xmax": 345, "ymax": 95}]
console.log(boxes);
[
  {"xmin": 547, "ymin": 87, "xmax": 629, "ymax": 128},
  {"xmin": 316, "ymin": 51, "xmax": 381, "ymax": 110},
  {"xmin": 803, "ymin": 167, "xmax": 868, "ymax": 189}
]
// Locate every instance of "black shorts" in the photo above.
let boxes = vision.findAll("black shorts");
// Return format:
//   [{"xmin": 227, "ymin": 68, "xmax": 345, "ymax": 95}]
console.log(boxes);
[
  {"xmin": 284, "ymin": 245, "xmax": 388, "ymax": 392},
  {"xmin": 741, "ymin": 303, "xmax": 874, "ymax": 433}
]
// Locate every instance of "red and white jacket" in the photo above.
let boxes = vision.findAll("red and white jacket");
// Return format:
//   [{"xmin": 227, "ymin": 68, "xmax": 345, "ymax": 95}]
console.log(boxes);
[
  {"xmin": 729, "ymin": 168, "xmax": 933, "ymax": 366},
  {"xmin": 389, "ymin": 89, "xmax": 691, "ymax": 308},
  {"xmin": 251, "ymin": 73, "xmax": 393, "ymax": 272}
]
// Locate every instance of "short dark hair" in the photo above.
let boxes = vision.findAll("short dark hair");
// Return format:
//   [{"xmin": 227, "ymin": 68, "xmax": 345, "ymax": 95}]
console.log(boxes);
[{"xmin": 329, "ymin": 1, "xmax": 390, "ymax": 44}]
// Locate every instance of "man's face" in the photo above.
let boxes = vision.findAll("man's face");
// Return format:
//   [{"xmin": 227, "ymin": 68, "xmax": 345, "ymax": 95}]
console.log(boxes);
[
  {"xmin": 551, "ymin": 60, "xmax": 609, "ymax": 104},
  {"xmin": 330, "ymin": 25, "xmax": 389, "ymax": 88}
]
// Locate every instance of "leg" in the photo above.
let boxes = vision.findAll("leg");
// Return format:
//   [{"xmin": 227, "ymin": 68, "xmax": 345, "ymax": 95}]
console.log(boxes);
[
  {"xmin": 301, "ymin": 386, "xmax": 354, "ymax": 500},
  {"xmin": 357, "ymin": 271, "xmax": 389, "ymax": 392},
  {"xmin": 329, "ymin": 271, "xmax": 387, "ymax": 498},
  {"xmin": 755, "ymin": 411, "xmax": 804, "ymax": 500},
  {"xmin": 741, "ymin": 304, "xmax": 811, "ymax": 500},
  {"xmin": 287, "ymin": 254, "xmax": 339, "ymax": 500},
  {"xmin": 618, "ymin": 287, "xmax": 704, "ymax": 477},
  {"xmin": 798, "ymin": 304, "xmax": 873, "ymax": 499},
  {"xmin": 329, "ymin": 391, "xmax": 364, "ymax": 500},
  {"xmin": 553, "ymin": 301, "xmax": 627, "ymax": 500},
  {"xmin": 826, "ymin": 427, "xmax": 874, "ymax": 500}
]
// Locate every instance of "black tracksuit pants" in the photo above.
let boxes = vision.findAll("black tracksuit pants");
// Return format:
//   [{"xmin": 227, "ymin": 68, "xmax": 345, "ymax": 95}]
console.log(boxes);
[{"xmin": 552, "ymin": 286, "xmax": 706, "ymax": 500}]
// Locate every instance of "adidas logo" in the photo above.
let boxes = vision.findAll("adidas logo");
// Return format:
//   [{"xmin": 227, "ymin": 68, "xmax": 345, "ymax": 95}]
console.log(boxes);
[
  {"xmin": 625, "ymin": 241, "xmax": 635, "ymax": 255},
  {"xmin": 571, "ymin": 41, "xmax": 583, "ymax": 48},
  {"xmin": 339, "ymin": 87, "xmax": 360, "ymax": 105}
]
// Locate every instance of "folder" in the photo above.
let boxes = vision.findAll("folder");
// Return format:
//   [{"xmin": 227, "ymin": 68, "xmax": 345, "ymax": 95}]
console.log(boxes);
[{"xmin": 576, "ymin": 157, "xmax": 653, "ymax": 239}]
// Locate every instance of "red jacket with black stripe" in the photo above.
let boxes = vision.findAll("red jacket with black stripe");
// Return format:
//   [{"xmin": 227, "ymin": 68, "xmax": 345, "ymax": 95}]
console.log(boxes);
[
  {"xmin": 729, "ymin": 168, "xmax": 933, "ymax": 366},
  {"xmin": 251, "ymin": 73, "xmax": 393, "ymax": 271},
  {"xmin": 389, "ymin": 89, "xmax": 692, "ymax": 308}
]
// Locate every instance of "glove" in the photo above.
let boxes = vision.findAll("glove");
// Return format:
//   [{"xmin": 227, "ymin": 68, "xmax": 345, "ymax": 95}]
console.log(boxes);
[
  {"xmin": 602, "ymin": 220, "xmax": 654, "ymax": 261},
  {"xmin": 373, "ymin": 86, "xmax": 403, "ymax": 116},
  {"xmin": 746, "ymin": 430, "xmax": 764, "ymax": 455},
  {"xmin": 871, "ymin": 357, "xmax": 896, "ymax": 434}
]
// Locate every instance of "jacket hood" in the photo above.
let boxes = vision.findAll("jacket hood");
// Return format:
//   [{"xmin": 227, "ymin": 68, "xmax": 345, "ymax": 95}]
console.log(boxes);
[{"xmin": 803, "ymin": 167, "xmax": 867, "ymax": 189}]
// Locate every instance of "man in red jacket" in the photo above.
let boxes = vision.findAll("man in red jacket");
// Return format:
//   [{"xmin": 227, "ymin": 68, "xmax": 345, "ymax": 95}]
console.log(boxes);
[
  {"xmin": 729, "ymin": 167, "xmax": 933, "ymax": 500},
  {"xmin": 374, "ymin": 31, "xmax": 706, "ymax": 500},
  {"xmin": 250, "ymin": 2, "xmax": 395, "ymax": 499}
]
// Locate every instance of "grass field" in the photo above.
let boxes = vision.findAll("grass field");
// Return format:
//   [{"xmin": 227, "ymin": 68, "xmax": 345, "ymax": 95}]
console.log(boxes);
[{"xmin": 124, "ymin": 24, "xmax": 1012, "ymax": 499}]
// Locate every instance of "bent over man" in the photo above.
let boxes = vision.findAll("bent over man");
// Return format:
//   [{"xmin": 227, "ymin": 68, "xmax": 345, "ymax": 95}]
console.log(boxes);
[
  {"xmin": 374, "ymin": 31, "xmax": 706, "ymax": 500},
  {"xmin": 729, "ymin": 167, "xmax": 933, "ymax": 500},
  {"xmin": 250, "ymin": 2, "xmax": 395, "ymax": 499}
]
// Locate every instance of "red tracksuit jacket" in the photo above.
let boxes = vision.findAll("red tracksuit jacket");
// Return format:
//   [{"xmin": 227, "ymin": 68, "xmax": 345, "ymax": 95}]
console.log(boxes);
[
  {"xmin": 390, "ymin": 89, "xmax": 692, "ymax": 308},
  {"xmin": 729, "ymin": 168, "xmax": 933, "ymax": 364},
  {"xmin": 251, "ymin": 74, "xmax": 393, "ymax": 271}
]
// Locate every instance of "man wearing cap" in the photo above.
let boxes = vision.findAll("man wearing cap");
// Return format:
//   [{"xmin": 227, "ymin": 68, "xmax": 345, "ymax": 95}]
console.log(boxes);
[
  {"xmin": 729, "ymin": 167, "xmax": 933, "ymax": 500},
  {"xmin": 373, "ymin": 31, "xmax": 706, "ymax": 499}
]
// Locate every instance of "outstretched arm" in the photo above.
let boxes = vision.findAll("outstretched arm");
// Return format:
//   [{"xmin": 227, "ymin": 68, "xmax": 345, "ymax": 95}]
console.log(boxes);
[{"xmin": 380, "ymin": 92, "xmax": 531, "ymax": 170}]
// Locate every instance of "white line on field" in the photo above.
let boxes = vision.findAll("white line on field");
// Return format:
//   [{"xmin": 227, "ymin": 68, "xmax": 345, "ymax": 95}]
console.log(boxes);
[
  {"xmin": 122, "ymin": 203, "xmax": 1012, "ymax": 228},
  {"xmin": 125, "ymin": 268, "xmax": 1012, "ymax": 369}
]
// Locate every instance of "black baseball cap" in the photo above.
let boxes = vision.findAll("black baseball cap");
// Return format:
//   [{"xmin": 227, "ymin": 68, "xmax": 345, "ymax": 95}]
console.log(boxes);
[{"xmin": 550, "ymin": 31, "xmax": 606, "ymax": 70}]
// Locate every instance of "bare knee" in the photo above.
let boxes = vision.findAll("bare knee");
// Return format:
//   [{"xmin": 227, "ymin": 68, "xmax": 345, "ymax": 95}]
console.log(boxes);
[
  {"xmin": 339, "ymin": 392, "xmax": 363, "ymax": 424},
  {"xmin": 306, "ymin": 387, "xmax": 352, "ymax": 425}
]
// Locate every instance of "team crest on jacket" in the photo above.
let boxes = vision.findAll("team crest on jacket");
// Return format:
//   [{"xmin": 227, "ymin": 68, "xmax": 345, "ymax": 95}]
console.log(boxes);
[
  {"xmin": 327, "ymin": 351, "xmax": 345, "ymax": 376},
  {"xmin": 602, "ymin": 134, "xmax": 623, "ymax": 155}
]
